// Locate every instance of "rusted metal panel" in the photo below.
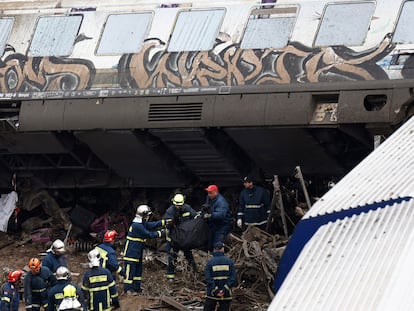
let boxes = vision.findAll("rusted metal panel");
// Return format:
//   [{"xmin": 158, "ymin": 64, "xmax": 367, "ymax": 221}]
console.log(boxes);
[
  {"xmin": 62, "ymin": 97, "xmax": 147, "ymax": 130},
  {"xmin": 213, "ymin": 94, "xmax": 267, "ymax": 126},
  {"xmin": 19, "ymin": 100, "xmax": 64, "ymax": 131},
  {"xmin": 265, "ymin": 93, "xmax": 311, "ymax": 125},
  {"xmin": 338, "ymin": 89, "xmax": 392, "ymax": 123}
]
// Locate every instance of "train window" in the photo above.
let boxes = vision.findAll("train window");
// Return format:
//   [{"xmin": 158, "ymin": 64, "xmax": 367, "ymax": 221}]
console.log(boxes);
[
  {"xmin": 29, "ymin": 15, "xmax": 82, "ymax": 57},
  {"xmin": 393, "ymin": 1, "xmax": 414, "ymax": 43},
  {"xmin": 96, "ymin": 13, "xmax": 153, "ymax": 55},
  {"xmin": 241, "ymin": 7, "xmax": 297, "ymax": 49},
  {"xmin": 167, "ymin": 9, "xmax": 225, "ymax": 52},
  {"xmin": 314, "ymin": 2, "xmax": 374, "ymax": 47},
  {"xmin": 0, "ymin": 18, "xmax": 14, "ymax": 56}
]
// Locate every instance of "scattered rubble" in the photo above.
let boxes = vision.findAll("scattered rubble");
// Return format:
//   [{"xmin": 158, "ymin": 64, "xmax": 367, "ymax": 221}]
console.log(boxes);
[{"xmin": 0, "ymin": 187, "xmax": 293, "ymax": 310}]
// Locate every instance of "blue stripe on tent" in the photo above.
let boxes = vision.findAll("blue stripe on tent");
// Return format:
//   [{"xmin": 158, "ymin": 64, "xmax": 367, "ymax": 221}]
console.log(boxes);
[{"xmin": 273, "ymin": 196, "xmax": 413, "ymax": 293}]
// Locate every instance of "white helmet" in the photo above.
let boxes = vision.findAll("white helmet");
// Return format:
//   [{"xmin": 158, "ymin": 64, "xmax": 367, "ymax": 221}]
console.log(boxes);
[
  {"xmin": 56, "ymin": 266, "xmax": 71, "ymax": 280},
  {"xmin": 136, "ymin": 204, "xmax": 152, "ymax": 220},
  {"xmin": 51, "ymin": 239, "xmax": 65, "ymax": 253},
  {"xmin": 88, "ymin": 249, "xmax": 101, "ymax": 267}
]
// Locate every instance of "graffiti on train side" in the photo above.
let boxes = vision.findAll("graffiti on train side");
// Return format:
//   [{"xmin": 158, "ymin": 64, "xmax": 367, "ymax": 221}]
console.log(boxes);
[
  {"xmin": 0, "ymin": 53, "xmax": 95, "ymax": 93},
  {"xmin": 0, "ymin": 34, "xmax": 409, "ymax": 95},
  {"xmin": 118, "ymin": 34, "xmax": 396, "ymax": 89}
]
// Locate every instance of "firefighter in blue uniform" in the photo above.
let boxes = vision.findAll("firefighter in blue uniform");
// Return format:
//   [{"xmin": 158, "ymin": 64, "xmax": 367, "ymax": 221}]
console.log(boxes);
[
  {"xmin": 203, "ymin": 185, "xmax": 232, "ymax": 250},
  {"xmin": 164, "ymin": 193, "xmax": 197, "ymax": 282},
  {"xmin": 47, "ymin": 267, "xmax": 85, "ymax": 311},
  {"xmin": 57, "ymin": 284, "xmax": 83, "ymax": 311},
  {"xmin": 123, "ymin": 204, "xmax": 166, "ymax": 295},
  {"xmin": 94, "ymin": 230, "xmax": 125, "ymax": 278},
  {"xmin": 42, "ymin": 239, "xmax": 67, "ymax": 273},
  {"xmin": 204, "ymin": 242, "xmax": 236, "ymax": 311},
  {"xmin": 237, "ymin": 176, "xmax": 271, "ymax": 231},
  {"xmin": 0, "ymin": 270, "xmax": 23, "ymax": 311},
  {"xmin": 81, "ymin": 249, "xmax": 119, "ymax": 311},
  {"xmin": 24, "ymin": 258, "xmax": 57, "ymax": 311}
]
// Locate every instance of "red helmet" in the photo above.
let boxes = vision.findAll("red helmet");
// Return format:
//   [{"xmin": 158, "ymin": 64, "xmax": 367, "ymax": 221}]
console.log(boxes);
[
  {"xmin": 103, "ymin": 230, "xmax": 118, "ymax": 242},
  {"xmin": 8, "ymin": 270, "xmax": 23, "ymax": 283},
  {"xmin": 28, "ymin": 257, "xmax": 41, "ymax": 273}
]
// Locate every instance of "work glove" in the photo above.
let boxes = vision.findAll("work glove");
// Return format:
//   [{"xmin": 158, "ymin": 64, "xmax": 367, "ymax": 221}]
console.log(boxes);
[
  {"xmin": 203, "ymin": 213, "xmax": 212, "ymax": 220},
  {"xmin": 237, "ymin": 219, "xmax": 243, "ymax": 228},
  {"xmin": 211, "ymin": 286, "xmax": 220, "ymax": 297},
  {"xmin": 166, "ymin": 219, "xmax": 174, "ymax": 229},
  {"xmin": 158, "ymin": 229, "xmax": 166, "ymax": 238}
]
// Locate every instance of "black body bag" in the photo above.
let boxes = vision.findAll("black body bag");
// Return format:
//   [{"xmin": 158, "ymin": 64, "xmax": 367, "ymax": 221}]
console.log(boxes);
[{"xmin": 170, "ymin": 217, "xmax": 209, "ymax": 250}]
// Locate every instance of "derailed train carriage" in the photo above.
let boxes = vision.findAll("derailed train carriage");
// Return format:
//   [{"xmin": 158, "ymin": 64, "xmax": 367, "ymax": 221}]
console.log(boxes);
[{"xmin": 0, "ymin": 0, "xmax": 413, "ymax": 189}]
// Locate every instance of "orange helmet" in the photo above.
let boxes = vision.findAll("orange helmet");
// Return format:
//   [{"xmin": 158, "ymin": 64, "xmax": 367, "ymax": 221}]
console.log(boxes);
[
  {"xmin": 103, "ymin": 230, "xmax": 117, "ymax": 242},
  {"xmin": 8, "ymin": 270, "xmax": 23, "ymax": 283},
  {"xmin": 28, "ymin": 258, "xmax": 41, "ymax": 273}
]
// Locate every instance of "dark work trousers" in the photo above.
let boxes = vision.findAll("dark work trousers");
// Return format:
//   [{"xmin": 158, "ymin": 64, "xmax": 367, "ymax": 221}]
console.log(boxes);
[
  {"xmin": 203, "ymin": 298, "xmax": 231, "ymax": 311},
  {"xmin": 166, "ymin": 242, "xmax": 196, "ymax": 279}
]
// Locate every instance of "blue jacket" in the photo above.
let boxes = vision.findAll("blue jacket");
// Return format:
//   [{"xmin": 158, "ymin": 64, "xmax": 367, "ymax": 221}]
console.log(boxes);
[
  {"xmin": 205, "ymin": 251, "xmax": 236, "ymax": 300},
  {"xmin": 238, "ymin": 185, "xmax": 270, "ymax": 226},
  {"xmin": 81, "ymin": 267, "xmax": 118, "ymax": 311},
  {"xmin": 24, "ymin": 266, "xmax": 56, "ymax": 309},
  {"xmin": 123, "ymin": 219, "xmax": 165, "ymax": 262},
  {"xmin": 0, "ymin": 282, "xmax": 19, "ymax": 311},
  {"xmin": 95, "ymin": 243, "xmax": 124, "ymax": 275},
  {"xmin": 205, "ymin": 194, "xmax": 232, "ymax": 229},
  {"xmin": 42, "ymin": 252, "xmax": 67, "ymax": 273},
  {"xmin": 164, "ymin": 204, "xmax": 196, "ymax": 242},
  {"xmin": 47, "ymin": 280, "xmax": 85, "ymax": 311},
  {"xmin": 164, "ymin": 204, "xmax": 196, "ymax": 225}
]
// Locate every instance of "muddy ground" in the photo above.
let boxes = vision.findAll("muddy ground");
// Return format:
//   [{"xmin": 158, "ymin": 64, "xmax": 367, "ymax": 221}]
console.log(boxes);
[{"xmin": 1, "ymin": 235, "xmax": 272, "ymax": 311}]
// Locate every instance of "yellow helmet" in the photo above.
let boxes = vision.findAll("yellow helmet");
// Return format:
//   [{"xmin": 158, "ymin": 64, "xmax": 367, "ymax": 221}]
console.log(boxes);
[{"xmin": 172, "ymin": 194, "xmax": 185, "ymax": 206}]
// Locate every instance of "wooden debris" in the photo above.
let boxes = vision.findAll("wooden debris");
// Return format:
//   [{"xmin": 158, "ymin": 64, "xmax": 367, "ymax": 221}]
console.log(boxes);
[{"xmin": 160, "ymin": 296, "xmax": 190, "ymax": 311}]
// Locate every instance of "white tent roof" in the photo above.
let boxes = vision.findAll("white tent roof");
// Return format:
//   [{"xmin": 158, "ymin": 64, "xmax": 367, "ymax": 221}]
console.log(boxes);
[{"xmin": 270, "ymin": 116, "xmax": 414, "ymax": 311}]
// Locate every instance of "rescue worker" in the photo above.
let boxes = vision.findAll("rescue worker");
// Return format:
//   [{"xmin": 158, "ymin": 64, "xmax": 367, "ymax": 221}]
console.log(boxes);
[
  {"xmin": 0, "ymin": 270, "xmax": 23, "ymax": 311},
  {"xmin": 24, "ymin": 258, "xmax": 56, "ymax": 311},
  {"xmin": 57, "ymin": 285, "xmax": 83, "ymax": 311},
  {"xmin": 237, "ymin": 176, "xmax": 271, "ymax": 231},
  {"xmin": 47, "ymin": 267, "xmax": 85, "ymax": 311},
  {"xmin": 81, "ymin": 249, "xmax": 119, "ymax": 311},
  {"xmin": 42, "ymin": 239, "xmax": 67, "ymax": 273},
  {"xmin": 203, "ymin": 185, "xmax": 232, "ymax": 250},
  {"xmin": 204, "ymin": 242, "xmax": 236, "ymax": 311},
  {"xmin": 164, "ymin": 193, "xmax": 197, "ymax": 282},
  {"xmin": 123, "ymin": 204, "xmax": 166, "ymax": 295},
  {"xmin": 94, "ymin": 230, "xmax": 125, "ymax": 279}
]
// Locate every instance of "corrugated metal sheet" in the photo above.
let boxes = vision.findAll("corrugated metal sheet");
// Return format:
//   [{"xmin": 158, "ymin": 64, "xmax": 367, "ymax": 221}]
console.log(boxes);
[
  {"xmin": 307, "ymin": 116, "xmax": 414, "ymax": 217},
  {"xmin": 270, "ymin": 116, "xmax": 414, "ymax": 310}
]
